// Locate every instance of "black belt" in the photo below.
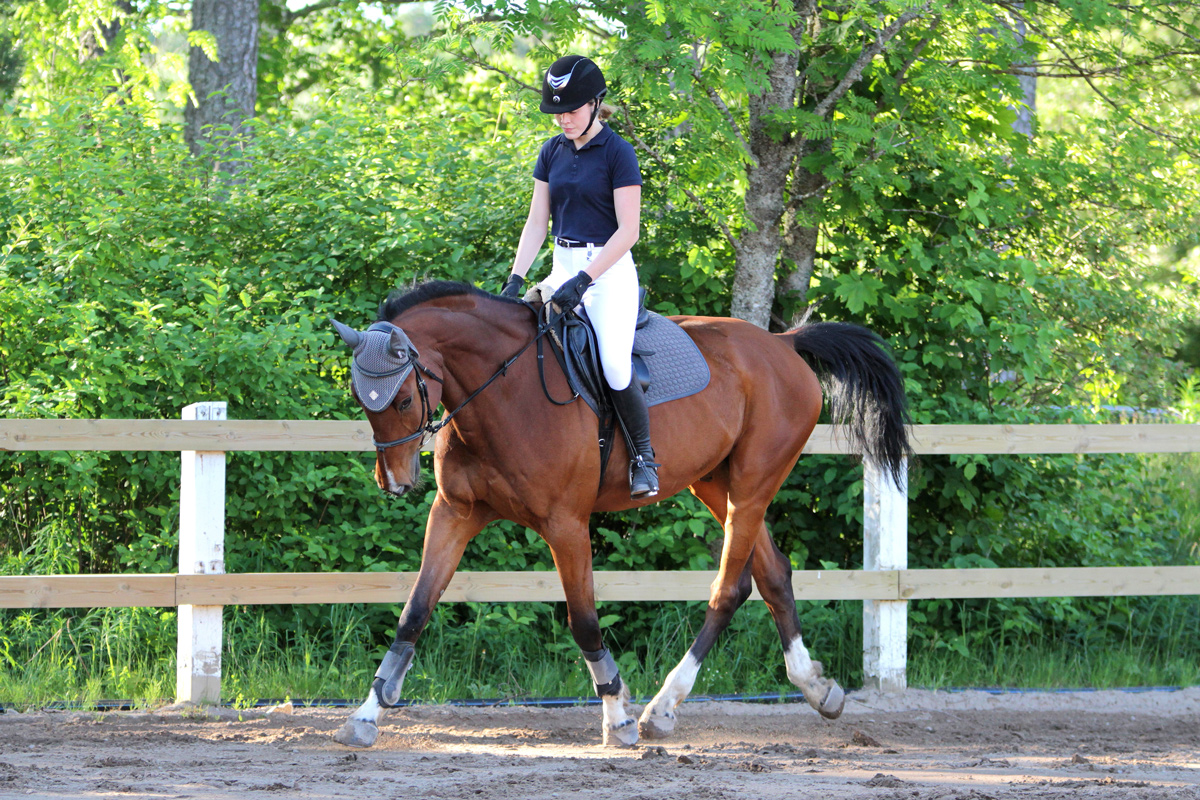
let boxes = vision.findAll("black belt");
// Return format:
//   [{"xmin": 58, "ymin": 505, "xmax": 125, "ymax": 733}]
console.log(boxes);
[{"xmin": 555, "ymin": 237, "xmax": 605, "ymax": 248}]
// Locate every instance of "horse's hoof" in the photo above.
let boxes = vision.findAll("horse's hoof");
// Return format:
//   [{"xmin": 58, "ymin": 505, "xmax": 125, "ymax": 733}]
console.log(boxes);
[
  {"xmin": 817, "ymin": 682, "xmax": 845, "ymax": 720},
  {"xmin": 604, "ymin": 717, "xmax": 639, "ymax": 747},
  {"xmin": 333, "ymin": 718, "xmax": 379, "ymax": 748},
  {"xmin": 638, "ymin": 710, "xmax": 676, "ymax": 740}
]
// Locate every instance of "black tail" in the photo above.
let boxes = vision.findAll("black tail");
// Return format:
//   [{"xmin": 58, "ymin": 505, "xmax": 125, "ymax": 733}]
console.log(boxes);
[{"xmin": 786, "ymin": 321, "xmax": 913, "ymax": 486}]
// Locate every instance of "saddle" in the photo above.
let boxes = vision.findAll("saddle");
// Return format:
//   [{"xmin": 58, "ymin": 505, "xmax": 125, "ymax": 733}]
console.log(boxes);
[{"xmin": 532, "ymin": 286, "xmax": 711, "ymax": 484}]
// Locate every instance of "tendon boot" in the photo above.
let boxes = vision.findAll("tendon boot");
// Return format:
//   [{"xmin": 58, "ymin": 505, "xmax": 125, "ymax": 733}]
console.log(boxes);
[{"xmin": 610, "ymin": 379, "xmax": 660, "ymax": 499}]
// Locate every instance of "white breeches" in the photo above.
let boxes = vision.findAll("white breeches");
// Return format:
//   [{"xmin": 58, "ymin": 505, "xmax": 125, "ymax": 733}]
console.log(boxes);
[{"xmin": 546, "ymin": 244, "xmax": 639, "ymax": 390}]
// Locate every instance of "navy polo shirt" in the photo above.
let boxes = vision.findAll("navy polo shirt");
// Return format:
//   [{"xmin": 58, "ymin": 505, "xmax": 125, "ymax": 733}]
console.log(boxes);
[{"xmin": 533, "ymin": 124, "xmax": 642, "ymax": 244}]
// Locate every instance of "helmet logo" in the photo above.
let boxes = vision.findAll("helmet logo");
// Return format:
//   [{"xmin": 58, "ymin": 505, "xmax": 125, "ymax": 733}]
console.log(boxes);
[
  {"xmin": 548, "ymin": 72, "xmax": 572, "ymax": 90},
  {"xmin": 553, "ymin": 95, "xmax": 561, "ymax": 103}
]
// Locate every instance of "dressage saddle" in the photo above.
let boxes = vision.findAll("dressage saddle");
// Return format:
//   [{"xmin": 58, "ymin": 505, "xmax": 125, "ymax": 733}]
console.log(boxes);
[{"xmin": 532, "ymin": 286, "xmax": 710, "ymax": 486}]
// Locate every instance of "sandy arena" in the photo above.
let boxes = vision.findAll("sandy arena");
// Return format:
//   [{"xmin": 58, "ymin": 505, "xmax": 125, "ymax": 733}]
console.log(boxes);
[{"xmin": 1, "ymin": 688, "xmax": 1198, "ymax": 799}]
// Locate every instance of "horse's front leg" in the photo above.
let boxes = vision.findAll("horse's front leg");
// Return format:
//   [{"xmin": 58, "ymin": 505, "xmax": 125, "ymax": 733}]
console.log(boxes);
[
  {"xmin": 334, "ymin": 497, "xmax": 490, "ymax": 748},
  {"xmin": 545, "ymin": 523, "xmax": 639, "ymax": 747}
]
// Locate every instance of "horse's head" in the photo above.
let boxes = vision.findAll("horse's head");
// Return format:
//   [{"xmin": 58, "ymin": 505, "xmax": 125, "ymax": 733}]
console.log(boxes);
[{"xmin": 332, "ymin": 318, "xmax": 443, "ymax": 497}]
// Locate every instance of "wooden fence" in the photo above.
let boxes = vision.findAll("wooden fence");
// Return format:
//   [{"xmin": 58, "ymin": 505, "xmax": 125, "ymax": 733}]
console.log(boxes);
[{"xmin": 3, "ymin": 405, "xmax": 1200, "ymax": 704}]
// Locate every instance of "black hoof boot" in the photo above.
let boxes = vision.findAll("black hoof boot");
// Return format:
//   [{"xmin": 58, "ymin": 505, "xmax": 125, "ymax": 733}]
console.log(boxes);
[{"xmin": 611, "ymin": 379, "xmax": 660, "ymax": 500}]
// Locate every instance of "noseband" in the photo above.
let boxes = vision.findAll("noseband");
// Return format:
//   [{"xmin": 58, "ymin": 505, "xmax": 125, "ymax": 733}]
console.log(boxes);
[{"xmin": 369, "ymin": 354, "xmax": 444, "ymax": 452}]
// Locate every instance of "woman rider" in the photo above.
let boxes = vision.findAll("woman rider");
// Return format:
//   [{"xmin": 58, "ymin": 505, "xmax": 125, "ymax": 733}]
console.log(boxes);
[{"xmin": 500, "ymin": 54, "xmax": 658, "ymax": 499}]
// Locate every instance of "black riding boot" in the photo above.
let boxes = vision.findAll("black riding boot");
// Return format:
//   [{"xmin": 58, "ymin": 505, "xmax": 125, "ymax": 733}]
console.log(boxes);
[{"xmin": 611, "ymin": 379, "xmax": 660, "ymax": 499}]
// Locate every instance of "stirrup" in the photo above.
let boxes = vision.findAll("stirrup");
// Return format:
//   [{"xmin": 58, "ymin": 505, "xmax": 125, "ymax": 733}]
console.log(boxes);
[{"xmin": 629, "ymin": 455, "xmax": 660, "ymax": 499}]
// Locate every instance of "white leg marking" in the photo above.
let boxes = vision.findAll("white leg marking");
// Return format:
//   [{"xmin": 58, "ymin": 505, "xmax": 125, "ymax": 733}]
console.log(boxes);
[
  {"xmin": 784, "ymin": 636, "xmax": 817, "ymax": 687},
  {"xmin": 785, "ymin": 635, "xmax": 845, "ymax": 719},
  {"xmin": 333, "ymin": 687, "xmax": 389, "ymax": 747},
  {"xmin": 351, "ymin": 691, "xmax": 383, "ymax": 723},
  {"xmin": 638, "ymin": 651, "xmax": 700, "ymax": 739},
  {"xmin": 601, "ymin": 682, "xmax": 639, "ymax": 747}
]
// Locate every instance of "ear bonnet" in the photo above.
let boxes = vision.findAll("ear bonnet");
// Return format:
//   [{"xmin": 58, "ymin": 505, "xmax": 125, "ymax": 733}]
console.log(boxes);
[{"xmin": 332, "ymin": 319, "xmax": 418, "ymax": 413}]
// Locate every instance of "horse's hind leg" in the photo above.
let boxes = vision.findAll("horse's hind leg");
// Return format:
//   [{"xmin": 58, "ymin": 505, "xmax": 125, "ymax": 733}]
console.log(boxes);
[
  {"xmin": 639, "ymin": 469, "xmax": 845, "ymax": 739},
  {"xmin": 749, "ymin": 525, "xmax": 845, "ymax": 719},
  {"xmin": 638, "ymin": 473, "xmax": 757, "ymax": 739}
]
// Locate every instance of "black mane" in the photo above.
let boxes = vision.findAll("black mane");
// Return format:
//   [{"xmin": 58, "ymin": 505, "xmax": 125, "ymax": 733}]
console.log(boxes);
[{"xmin": 377, "ymin": 280, "xmax": 497, "ymax": 322}]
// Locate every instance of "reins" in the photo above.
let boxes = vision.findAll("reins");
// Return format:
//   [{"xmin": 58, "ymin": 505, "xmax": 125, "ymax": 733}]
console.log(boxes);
[{"xmin": 372, "ymin": 302, "xmax": 576, "ymax": 452}]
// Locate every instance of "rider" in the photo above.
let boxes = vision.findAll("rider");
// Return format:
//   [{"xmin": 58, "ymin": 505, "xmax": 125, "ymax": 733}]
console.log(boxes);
[{"xmin": 500, "ymin": 54, "xmax": 658, "ymax": 499}]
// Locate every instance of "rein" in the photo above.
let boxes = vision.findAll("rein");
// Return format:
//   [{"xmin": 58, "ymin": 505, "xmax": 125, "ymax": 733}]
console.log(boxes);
[{"xmin": 372, "ymin": 303, "xmax": 572, "ymax": 451}]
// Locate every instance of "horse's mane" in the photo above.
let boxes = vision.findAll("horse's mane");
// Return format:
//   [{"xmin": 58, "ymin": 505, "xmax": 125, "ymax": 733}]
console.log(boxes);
[{"xmin": 377, "ymin": 280, "xmax": 521, "ymax": 322}]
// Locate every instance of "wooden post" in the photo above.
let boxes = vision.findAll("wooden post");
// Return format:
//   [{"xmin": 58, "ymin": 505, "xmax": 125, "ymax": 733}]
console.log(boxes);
[
  {"xmin": 177, "ymin": 401, "xmax": 227, "ymax": 705},
  {"xmin": 862, "ymin": 456, "xmax": 908, "ymax": 692}
]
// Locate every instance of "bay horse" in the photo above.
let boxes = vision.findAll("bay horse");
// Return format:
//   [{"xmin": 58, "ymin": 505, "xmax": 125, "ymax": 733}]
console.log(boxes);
[{"xmin": 331, "ymin": 281, "xmax": 910, "ymax": 748}]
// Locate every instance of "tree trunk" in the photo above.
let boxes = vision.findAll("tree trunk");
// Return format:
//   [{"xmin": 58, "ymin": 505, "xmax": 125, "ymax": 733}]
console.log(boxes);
[
  {"xmin": 79, "ymin": 1, "xmax": 132, "ymax": 62},
  {"xmin": 778, "ymin": 139, "xmax": 831, "ymax": 325},
  {"xmin": 185, "ymin": 0, "xmax": 260, "ymax": 174},
  {"xmin": 1010, "ymin": 6, "xmax": 1036, "ymax": 138},
  {"xmin": 730, "ymin": 50, "xmax": 799, "ymax": 329},
  {"xmin": 725, "ymin": 1, "xmax": 927, "ymax": 328},
  {"xmin": 778, "ymin": 222, "xmax": 818, "ymax": 311}
]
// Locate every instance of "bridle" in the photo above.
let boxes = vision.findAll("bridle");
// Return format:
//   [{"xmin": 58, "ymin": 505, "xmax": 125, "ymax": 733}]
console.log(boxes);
[
  {"xmin": 367, "ymin": 352, "xmax": 444, "ymax": 451},
  {"xmin": 369, "ymin": 303, "xmax": 564, "ymax": 452}
]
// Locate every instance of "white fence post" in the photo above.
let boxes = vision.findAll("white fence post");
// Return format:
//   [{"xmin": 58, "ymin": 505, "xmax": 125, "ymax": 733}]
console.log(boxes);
[
  {"xmin": 177, "ymin": 401, "xmax": 227, "ymax": 705},
  {"xmin": 862, "ymin": 456, "xmax": 908, "ymax": 692}
]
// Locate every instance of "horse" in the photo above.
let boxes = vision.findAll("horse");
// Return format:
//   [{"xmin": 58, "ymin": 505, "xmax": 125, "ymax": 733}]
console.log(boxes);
[{"xmin": 330, "ymin": 280, "xmax": 911, "ymax": 748}]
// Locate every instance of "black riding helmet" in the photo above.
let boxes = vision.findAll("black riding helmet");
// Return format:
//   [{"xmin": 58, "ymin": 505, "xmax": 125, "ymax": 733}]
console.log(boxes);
[{"xmin": 540, "ymin": 55, "xmax": 608, "ymax": 114}]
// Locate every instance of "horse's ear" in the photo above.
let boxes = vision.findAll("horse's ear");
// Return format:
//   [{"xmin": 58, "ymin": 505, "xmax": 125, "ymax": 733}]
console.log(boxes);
[
  {"xmin": 331, "ymin": 318, "xmax": 362, "ymax": 349},
  {"xmin": 388, "ymin": 327, "xmax": 411, "ymax": 361}
]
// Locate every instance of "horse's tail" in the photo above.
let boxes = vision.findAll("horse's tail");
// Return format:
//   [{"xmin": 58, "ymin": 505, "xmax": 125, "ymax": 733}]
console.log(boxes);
[{"xmin": 782, "ymin": 321, "xmax": 913, "ymax": 485}]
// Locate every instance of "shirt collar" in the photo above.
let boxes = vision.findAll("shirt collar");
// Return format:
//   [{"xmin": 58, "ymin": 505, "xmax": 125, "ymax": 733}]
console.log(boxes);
[{"xmin": 558, "ymin": 123, "xmax": 613, "ymax": 153}]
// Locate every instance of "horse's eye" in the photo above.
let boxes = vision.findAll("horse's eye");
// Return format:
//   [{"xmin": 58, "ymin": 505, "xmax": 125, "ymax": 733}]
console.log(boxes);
[{"xmin": 398, "ymin": 397, "xmax": 413, "ymax": 411}]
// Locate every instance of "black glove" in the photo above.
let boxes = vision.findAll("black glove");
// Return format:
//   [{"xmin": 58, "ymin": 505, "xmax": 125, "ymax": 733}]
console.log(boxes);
[
  {"xmin": 500, "ymin": 273, "xmax": 525, "ymax": 299},
  {"xmin": 550, "ymin": 270, "xmax": 592, "ymax": 312}
]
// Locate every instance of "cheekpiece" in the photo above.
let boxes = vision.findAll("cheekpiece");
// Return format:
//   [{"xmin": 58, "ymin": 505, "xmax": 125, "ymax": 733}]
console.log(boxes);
[{"xmin": 350, "ymin": 321, "xmax": 418, "ymax": 413}]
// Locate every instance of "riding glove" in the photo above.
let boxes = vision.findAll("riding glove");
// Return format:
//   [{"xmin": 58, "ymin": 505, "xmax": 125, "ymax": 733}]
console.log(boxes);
[
  {"xmin": 550, "ymin": 270, "xmax": 592, "ymax": 312},
  {"xmin": 500, "ymin": 273, "xmax": 525, "ymax": 299}
]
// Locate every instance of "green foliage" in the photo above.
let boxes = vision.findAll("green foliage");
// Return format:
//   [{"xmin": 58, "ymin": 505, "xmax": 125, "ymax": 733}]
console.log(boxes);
[
  {"xmin": 0, "ymin": 80, "xmax": 556, "ymax": 598},
  {"xmin": 1, "ymin": 1, "xmax": 1199, "ymax": 706}
]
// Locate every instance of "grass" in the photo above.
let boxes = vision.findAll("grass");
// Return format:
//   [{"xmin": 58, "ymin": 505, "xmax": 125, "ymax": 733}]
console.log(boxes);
[
  {"xmin": 910, "ymin": 639, "xmax": 1200, "ymax": 690},
  {"xmin": 3, "ymin": 449, "xmax": 1198, "ymax": 711},
  {"xmin": 3, "ymin": 594, "xmax": 1199, "ymax": 710}
]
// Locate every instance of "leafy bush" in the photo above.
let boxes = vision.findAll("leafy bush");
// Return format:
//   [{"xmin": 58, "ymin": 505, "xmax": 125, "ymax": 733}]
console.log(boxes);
[{"xmin": 2, "ymin": 81, "xmax": 1197, "ymax": 705}]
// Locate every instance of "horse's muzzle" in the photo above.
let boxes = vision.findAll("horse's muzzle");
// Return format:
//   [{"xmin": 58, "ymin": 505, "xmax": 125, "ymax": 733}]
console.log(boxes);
[{"xmin": 376, "ymin": 451, "xmax": 422, "ymax": 497}]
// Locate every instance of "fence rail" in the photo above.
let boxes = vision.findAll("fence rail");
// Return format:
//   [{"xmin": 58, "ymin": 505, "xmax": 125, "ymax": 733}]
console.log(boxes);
[
  {"xmin": 5, "ymin": 419, "xmax": 1200, "ymax": 454},
  {"xmin": 2, "ymin": 411, "xmax": 1199, "ymax": 703},
  {"xmin": 5, "ymin": 566, "xmax": 1199, "ymax": 609}
]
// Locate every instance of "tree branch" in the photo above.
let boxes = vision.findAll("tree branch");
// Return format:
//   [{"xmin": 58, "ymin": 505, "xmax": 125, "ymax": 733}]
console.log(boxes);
[
  {"xmin": 894, "ymin": 23, "xmax": 938, "ymax": 92},
  {"xmin": 692, "ymin": 68, "xmax": 757, "ymax": 167},
  {"xmin": 459, "ymin": 53, "xmax": 541, "ymax": 94},
  {"xmin": 812, "ymin": 2, "xmax": 933, "ymax": 119},
  {"xmin": 283, "ymin": 0, "xmax": 428, "ymax": 26},
  {"xmin": 615, "ymin": 108, "xmax": 740, "ymax": 253},
  {"xmin": 1011, "ymin": 11, "xmax": 1200, "ymax": 154},
  {"xmin": 938, "ymin": 52, "xmax": 1200, "ymax": 79}
]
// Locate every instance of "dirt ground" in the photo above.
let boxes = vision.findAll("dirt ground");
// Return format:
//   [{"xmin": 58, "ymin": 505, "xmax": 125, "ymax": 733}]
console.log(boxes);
[{"xmin": 1, "ymin": 687, "xmax": 1198, "ymax": 800}]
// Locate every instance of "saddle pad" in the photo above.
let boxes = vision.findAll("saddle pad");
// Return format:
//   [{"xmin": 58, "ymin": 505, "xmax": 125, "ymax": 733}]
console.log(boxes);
[{"xmin": 564, "ymin": 311, "xmax": 710, "ymax": 415}]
